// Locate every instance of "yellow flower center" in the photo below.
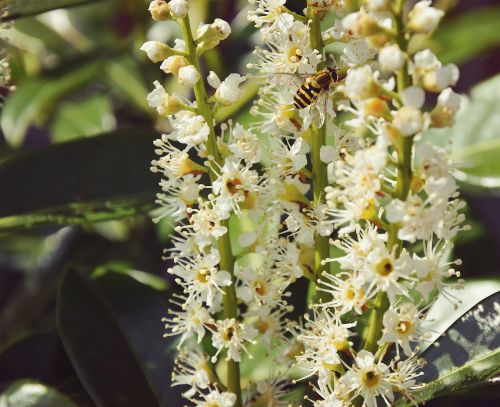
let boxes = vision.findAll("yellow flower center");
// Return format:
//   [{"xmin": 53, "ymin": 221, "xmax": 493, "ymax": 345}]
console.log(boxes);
[
  {"xmin": 287, "ymin": 46, "xmax": 303, "ymax": 63},
  {"xmin": 397, "ymin": 320, "xmax": 413, "ymax": 335},
  {"xmin": 376, "ymin": 258, "xmax": 394, "ymax": 276},
  {"xmin": 362, "ymin": 370, "xmax": 380, "ymax": 388},
  {"xmin": 226, "ymin": 178, "xmax": 242, "ymax": 195}
]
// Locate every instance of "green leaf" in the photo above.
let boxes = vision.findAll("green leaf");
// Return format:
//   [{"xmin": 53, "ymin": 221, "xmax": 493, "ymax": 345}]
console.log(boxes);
[
  {"xmin": 423, "ymin": 74, "xmax": 500, "ymax": 188},
  {"xmin": 104, "ymin": 57, "xmax": 151, "ymax": 114},
  {"xmin": 432, "ymin": 7, "xmax": 500, "ymax": 64},
  {"xmin": 0, "ymin": 127, "xmax": 159, "ymax": 231},
  {"xmin": 0, "ymin": 380, "xmax": 77, "ymax": 407},
  {"xmin": 50, "ymin": 94, "xmax": 116, "ymax": 143},
  {"xmin": 1, "ymin": 60, "xmax": 103, "ymax": 147},
  {"xmin": 396, "ymin": 292, "xmax": 500, "ymax": 405},
  {"xmin": 0, "ymin": 0, "xmax": 102, "ymax": 20},
  {"xmin": 57, "ymin": 268, "xmax": 178, "ymax": 407}
]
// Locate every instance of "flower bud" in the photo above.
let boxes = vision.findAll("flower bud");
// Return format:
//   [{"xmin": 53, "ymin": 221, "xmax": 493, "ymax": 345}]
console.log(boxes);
[
  {"xmin": 363, "ymin": 0, "xmax": 391, "ymax": 12},
  {"xmin": 178, "ymin": 65, "xmax": 200, "ymax": 87},
  {"xmin": 392, "ymin": 106, "xmax": 424, "ymax": 136},
  {"xmin": 168, "ymin": 0, "xmax": 188, "ymax": 18},
  {"xmin": 196, "ymin": 19, "xmax": 232, "ymax": 53},
  {"xmin": 401, "ymin": 86, "xmax": 425, "ymax": 109},
  {"xmin": 160, "ymin": 55, "xmax": 189, "ymax": 75},
  {"xmin": 422, "ymin": 63, "xmax": 459, "ymax": 92},
  {"xmin": 148, "ymin": 0, "xmax": 171, "ymax": 21},
  {"xmin": 430, "ymin": 87, "xmax": 461, "ymax": 128},
  {"xmin": 342, "ymin": 11, "xmax": 383, "ymax": 38},
  {"xmin": 140, "ymin": 41, "xmax": 177, "ymax": 63},
  {"xmin": 378, "ymin": 44, "xmax": 405, "ymax": 73},
  {"xmin": 408, "ymin": 1, "xmax": 444, "ymax": 34}
]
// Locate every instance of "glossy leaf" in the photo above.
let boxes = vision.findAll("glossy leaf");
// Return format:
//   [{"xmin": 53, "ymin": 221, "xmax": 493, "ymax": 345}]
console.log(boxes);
[
  {"xmin": 50, "ymin": 94, "xmax": 116, "ymax": 143},
  {"xmin": 57, "ymin": 268, "xmax": 179, "ymax": 407},
  {"xmin": 432, "ymin": 7, "xmax": 500, "ymax": 64},
  {"xmin": 1, "ymin": 61, "xmax": 103, "ymax": 147},
  {"xmin": 0, "ymin": 0, "xmax": 100, "ymax": 20},
  {"xmin": 395, "ymin": 292, "xmax": 500, "ymax": 405},
  {"xmin": 0, "ymin": 128, "xmax": 159, "ymax": 231},
  {"xmin": 0, "ymin": 380, "xmax": 77, "ymax": 407},
  {"xmin": 424, "ymin": 74, "xmax": 500, "ymax": 188}
]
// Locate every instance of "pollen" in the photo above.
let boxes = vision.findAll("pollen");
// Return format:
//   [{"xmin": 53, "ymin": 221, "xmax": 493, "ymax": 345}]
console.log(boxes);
[{"xmin": 287, "ymin": 46, "xmax": 303, "ymax": 63}]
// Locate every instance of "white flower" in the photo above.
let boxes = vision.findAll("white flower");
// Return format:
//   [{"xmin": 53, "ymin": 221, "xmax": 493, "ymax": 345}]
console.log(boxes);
[
  {"xmin": 227, "ymin": 123, "xmax": 262, "ymax": 163},
  {"xmin": 248, "ymin": 0, "xmax": 287, "ymax": 28},
  {"xmin": 252, "ymin": 16, "xmax": 321, "ymax": 75},
  {"xmin": 179, "ymin": 200, "xmax": 228, "ymax": 250},
  {"xmin": 170, "ymin": 112, "xmax": 209, "ymax": 147},
  {"xmin": 431, "ymin": 87, "xmax": 462, "ymax": 127},
  {"xmin": 401, "ymin": 86, "xmax": 425, "ymax": 109},
  {"xmin": 235, "ymin": 264, "xmax": 285, "ymax": 306},
  {"xmin": 413, "ymin": 239, "xmax": 463, "ymax": 301},
  {"xmin": 178, "ymin": 65, "xmax": 200, "ymax": 87},
  {"xmin": 436, "ymin": 87, "xmax": 461, "ymax": 113},
  {"xmin": 210, "ymin": 318, "xmax": 257, "ymax": 362},
  {"xmin": 211, "ymin": 158, "xmax": 260, "ymax": 218},
  {"xmin": 392, "ymin": 106, "xmax": 424, "ymax": 136},
  {"xmin": 316, "ymin": 271, "xmax": 367, "ymax": 315},
  {"xmin": 169, "ymin": 0, "xmax": 188, "ymax": 18},
  {"xmin": 408, "ymin": 1, "xmax": 444, "ymax": 34},
  {"xmin": 140, "ymin": 41, "xmax": 175, "ymax": 63},
  {"xmin": 147, "ymin": 81, "xmax": 184, "ymax": 116},
  {"xmin": 149, "ymin": 0, "xmax": 171, "ymax": 21},
  {"xmin": 386, "ymin": 195, "xmax": 433, "ymax": 242},
  {"xmin": 160, "ymin": 55, "xmax": 188, "ymax": 74},
  {"xmin": 172, "ymin": 346, "xmax": 212, "ymax": 398},
  {"xmin": 296, "ymin": 309, "xmax": 356, "ymax": 384},
  {"xmin": 364, "ymin": 0, "xmax": 391, "ymax": 12},
  {"xmin": 197, "ymin": 19, "xmax": 232, "ymax": 52},
  {"xmin": 153, "ymin": 174, "xmax": 202, "ymax": 222},
  {"xmin": 342, "ymin": 39, "xmax": 377, "ymax": 68},
  {"xmin": 162, "ymin": 297, "xmax": 211, "ymax": 346},
  {"xmin": 378, "ymin": 302, "xmax": 427, "ymax": 356},
  {"xmin": 423, "ymin": 63, "xmax": 459, "ymax": 92},
  {"xmin": 208, "ymin": 71, "xmax": 246, "ymax": 105},
  {"xmin": 168, "ymin": 248, "xmax": 232, "ymax": 308},
  {"xmin": 340, "ymin": 350, "xmax": 394, "ymax": 407},
  {"xmin": 378, "ymin": 43, "xmax": 405, "ymax": 73},
  {"xmin": 192, "ymin": 387, "xmax": 237, "ymax": 407},
  {"xmin": 344, "ymin": 65, "xmax": 380, "ymax": 101}
]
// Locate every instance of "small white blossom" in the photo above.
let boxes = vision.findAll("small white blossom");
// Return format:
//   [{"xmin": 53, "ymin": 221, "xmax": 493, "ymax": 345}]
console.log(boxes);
[
  {"xmin": 210, "ymin": 318, "xmax": 257, "ymax": 362},
  {"xmin": 378, "ymin": 44, "xmax": 405, "ymax": 73},
  {"xmin": 178, "ymin": 65, "xmax": 200, "ymax": 87},
  {"xmin": 408, "ymin": 1, "xmax": 444, "ymax": 34},
  {"xmin": 169, "ymin": 0, "xmax": 188, "ymax": 18}
]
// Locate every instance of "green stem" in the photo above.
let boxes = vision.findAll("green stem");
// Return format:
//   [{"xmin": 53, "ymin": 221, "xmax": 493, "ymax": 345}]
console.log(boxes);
[
  {"xmin": 180, "ymin": 16, "xmax": 241, "ymax": 407},
  {"xmin": 307, "ymin": 4, "xmax": 329, "ymax": 284},
  {"xmin": 363, "ymin": 0, "xmax": 414, "ymax": 355}
]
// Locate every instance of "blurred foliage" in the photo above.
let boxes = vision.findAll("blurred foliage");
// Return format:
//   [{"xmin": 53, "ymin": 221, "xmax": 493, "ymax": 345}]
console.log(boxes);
[{"xmin": 0, "ymin": 0, "xmax": 499, "ymax": 406}]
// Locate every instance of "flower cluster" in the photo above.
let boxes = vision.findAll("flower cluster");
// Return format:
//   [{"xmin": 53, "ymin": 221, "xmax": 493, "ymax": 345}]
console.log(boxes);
[{"xmin": 143, "ymin": 1, "xmax": 466, "ymax": 406}]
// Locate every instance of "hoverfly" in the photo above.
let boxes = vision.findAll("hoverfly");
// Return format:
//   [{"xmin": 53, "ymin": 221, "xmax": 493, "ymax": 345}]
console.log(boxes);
[{"xmin": 271, "ymin": 66, "xmax": 345, "ymax": 129}]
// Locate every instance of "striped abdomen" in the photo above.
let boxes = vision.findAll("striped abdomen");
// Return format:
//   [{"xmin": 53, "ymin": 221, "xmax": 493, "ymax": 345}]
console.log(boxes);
[
  {"xmin": 293, "ymin": 68, "xmax": 335, "ymax": 110},
  {"xmin": 293, "ymin": 80, "xmax": 321, "ymax": 109}
]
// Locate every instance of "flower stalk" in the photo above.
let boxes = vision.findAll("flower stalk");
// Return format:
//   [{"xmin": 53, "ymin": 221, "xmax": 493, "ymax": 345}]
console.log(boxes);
[
  {"xmin": 180, "ymin": 15, "xmax": 242, "ymax": 407},
  {"xmin": 307, "ymin": 3, "xmax": 329, "ymax": 281}
]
